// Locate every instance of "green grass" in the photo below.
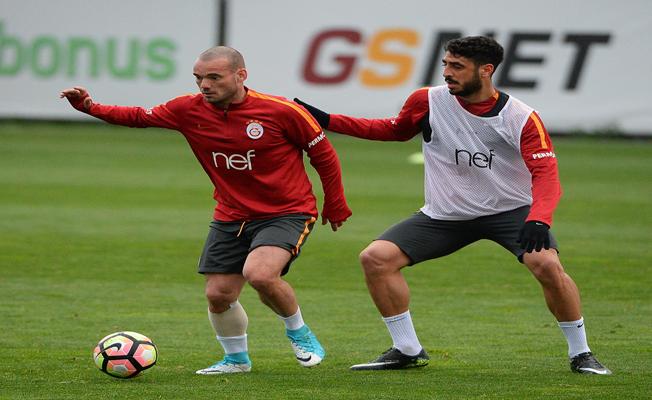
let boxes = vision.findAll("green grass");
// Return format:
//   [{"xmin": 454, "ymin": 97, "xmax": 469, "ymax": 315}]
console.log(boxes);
[{"xmin": 1, "ymin": 121, "xmax": 651, "ymax": 399}]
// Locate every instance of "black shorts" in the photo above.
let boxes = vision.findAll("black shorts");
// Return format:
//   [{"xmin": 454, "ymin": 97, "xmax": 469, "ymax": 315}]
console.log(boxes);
[
  {"xmin": 378, "ymin": 206, "xmax": 558, "ymax": 265},
  {"xmin": 198, "ymin": 214, "xmax": 316, "ymax": 276}
]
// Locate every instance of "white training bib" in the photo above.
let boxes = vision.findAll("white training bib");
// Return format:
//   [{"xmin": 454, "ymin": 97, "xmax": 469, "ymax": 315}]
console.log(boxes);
[{"xmin": 420, "ymin": 86, "xmax": 534, "ymax": 220}]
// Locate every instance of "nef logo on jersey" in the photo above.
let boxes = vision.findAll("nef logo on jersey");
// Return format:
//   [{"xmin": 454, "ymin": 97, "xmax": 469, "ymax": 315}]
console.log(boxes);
[
  {"xmin": 455, "ymin": 148, "xmax": 495, "ymax": 169},
  {"xmin": 245, "ymin": 120, "xmax": 264, "ymax": 140},
  {"xmin": 212, "ymin": 150, "xmax": 255, "ymax": 170}
]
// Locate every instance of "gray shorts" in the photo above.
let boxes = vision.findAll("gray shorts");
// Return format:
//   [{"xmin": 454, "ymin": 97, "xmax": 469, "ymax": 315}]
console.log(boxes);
[
  {"xmin": 198, "ymin": 214, "xmax": 316, "ymax": 276},
  {"xmin": 378, "ymin": 206, "xmax": 558, "ymax": 265}
]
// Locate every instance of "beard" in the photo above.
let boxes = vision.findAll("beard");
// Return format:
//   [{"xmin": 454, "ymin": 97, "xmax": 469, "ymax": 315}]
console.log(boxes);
[{"xmin": 446, "ymin": 70, "xmax": 482, "ymax": 97}]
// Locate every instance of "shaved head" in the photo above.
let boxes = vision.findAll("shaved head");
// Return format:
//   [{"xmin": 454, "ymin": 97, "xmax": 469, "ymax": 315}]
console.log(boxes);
[
  {"xmin": 198, "ymin": 46, "xmax": 245, "ymax": 71},
  {"xmin": 193, "ymin": 46, "xmax": 248, "ymax": 107}
]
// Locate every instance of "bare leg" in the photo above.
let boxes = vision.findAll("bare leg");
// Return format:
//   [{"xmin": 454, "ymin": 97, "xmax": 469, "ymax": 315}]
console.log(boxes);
[
  {"xmin": 521, "ymin": 249, "xmax": 614, "ymax": 374},
  {"xmin": 354, "ymin": 240, "xmax": 425, "ymax": 361},
  {"xmin": 204, "ymin": 273, "xmax": 247, "ymax": 313},
  {"xmin": 242, "ymin": 246, "xmax": 297, "ymax": 317},
  {"xmin": 196, "ymin": 273, "xmax": 251, "ymax": 374},
  {"xmin": 358, "ymin": 240, "xmax": 412, "ymax": 317},
  {"xmin": 522, "ymin": 249, "xmax": 581, "ymax": 321},
  {"xmin": 243, "ymin": 246, "xmax": 325, "ymax": 367}
]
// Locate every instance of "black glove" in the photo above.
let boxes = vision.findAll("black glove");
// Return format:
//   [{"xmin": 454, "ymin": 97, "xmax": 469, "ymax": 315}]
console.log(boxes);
[
  {"xmin": 518, "ymin": 221, "xmax": 550, "ymax": 252},
  {"xmin": 294, "ymin": 98, "xmax": 330, "ymax": 128}
]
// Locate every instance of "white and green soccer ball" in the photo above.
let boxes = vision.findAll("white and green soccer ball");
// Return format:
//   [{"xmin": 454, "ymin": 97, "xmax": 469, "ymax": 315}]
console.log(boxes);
[{"xmin": 93, "ymin": 331, "xmax": 158, "ymax": 379}]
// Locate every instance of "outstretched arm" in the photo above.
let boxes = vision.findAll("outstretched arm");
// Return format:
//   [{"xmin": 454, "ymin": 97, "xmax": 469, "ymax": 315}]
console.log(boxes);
[
  {"xmin": 60, "ymin": 86, "xmax": 93, "ymax": 111},
  {"xmin": 295, "ymin": 88, "xmax": 429, "ymax": 142},
  {"xmin": 60, "ymin": 86, "xmax": 182, "ymax": 130}
]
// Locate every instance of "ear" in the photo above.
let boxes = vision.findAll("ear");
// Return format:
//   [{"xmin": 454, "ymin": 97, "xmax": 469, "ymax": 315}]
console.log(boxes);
[
  {"xmin": 480, "ymin": 63, "xmax": 495, "ymax": 78},
  {"xmin": 236, "ymin": 68, "xmax": 248, "ymax": 83}
]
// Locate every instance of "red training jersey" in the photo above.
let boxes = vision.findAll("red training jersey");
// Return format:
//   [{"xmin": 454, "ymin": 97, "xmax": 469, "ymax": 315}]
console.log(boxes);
[
  {"xmin": 329, "ymin": 87, "xmax": 561, "ymax": 226},
  {"xmin": 79, "ymin": 88, "xmax": 351, "ymax": 222}
]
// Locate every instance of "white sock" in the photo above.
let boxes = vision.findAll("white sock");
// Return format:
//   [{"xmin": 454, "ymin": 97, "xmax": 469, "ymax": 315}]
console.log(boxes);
[
  {"xmin": 558, "ymin": 317, "xmax": 591, "ymax": 358},
  {"xmin": 217, "ymin": 334, "xmax": 248, "ymax": 354},
  {"xmin": 279, "ymin": 307, "xmax": 305, "ymax": 331},
  {"xmin": 382, "ymin": 310, "xmax": 422, "ymax": 356}
]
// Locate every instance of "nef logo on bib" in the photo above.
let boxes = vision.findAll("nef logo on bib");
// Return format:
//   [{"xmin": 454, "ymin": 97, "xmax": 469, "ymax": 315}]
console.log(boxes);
[{"xmin": 246, "ymin": 120, "xmax": 264, "ymax": 140}]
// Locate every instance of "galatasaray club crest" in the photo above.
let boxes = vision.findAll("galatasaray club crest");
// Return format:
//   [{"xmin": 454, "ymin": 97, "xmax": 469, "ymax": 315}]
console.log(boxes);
[{"xmin": 246, "ymin": 120, "xmax": 264, "ymax": 140}]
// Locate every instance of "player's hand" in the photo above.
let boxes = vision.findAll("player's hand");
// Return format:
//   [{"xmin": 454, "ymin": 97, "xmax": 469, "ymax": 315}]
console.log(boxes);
[
  {"xmin": 321, "ymin": 203, "xmax": 352, "ymax": 232},
  {"xmin": 518, "ymin": 220, "xmax": 550, "ymax": 252},
  {"xmin": 59, "ymin": 86, "xmax": 93, "ymax": 111},
  {"xmin": 322, "ymin": 215, "xmax": 347, "ymax": 232},
  {"xmin": 294, "ymin": 98, "xmax": 330, "ymax": 128}
]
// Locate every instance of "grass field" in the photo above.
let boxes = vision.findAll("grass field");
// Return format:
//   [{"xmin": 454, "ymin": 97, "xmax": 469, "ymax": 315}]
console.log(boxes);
[{"xmin": 1, "ymin": 121, "xmax": 651, "ymax": 399}]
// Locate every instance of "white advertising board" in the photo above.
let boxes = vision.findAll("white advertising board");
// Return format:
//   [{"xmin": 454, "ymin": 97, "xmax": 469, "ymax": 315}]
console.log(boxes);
[
  {"xmin": 0, "ymin": 0, "xmax": 218, "ymax": 119},
  {"xmin": 1, "ymin": 0, "xmax": 651, "ymax": 134},
  {"xmin": 228, "ymin": 0, "xmax": 652, "ymax": 135}
]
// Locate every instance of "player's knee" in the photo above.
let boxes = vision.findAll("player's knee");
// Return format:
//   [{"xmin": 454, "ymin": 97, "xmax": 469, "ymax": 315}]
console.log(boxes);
[
  {"xmin": 242, "ymin": 269, "xmax": 276, "ymax": 292},
  {"xmin": 359, "ymin": 246, "xmax": 392, "ymax": 277},
  {"xmin": 205, "ymin": 287, "xmax": 238, "ymax": 312},
  {"xmin": 526, "ymin": 256, "xmax": 565, "ymax": 287}
]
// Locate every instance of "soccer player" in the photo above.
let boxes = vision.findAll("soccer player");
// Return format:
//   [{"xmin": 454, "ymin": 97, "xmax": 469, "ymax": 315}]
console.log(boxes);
[
  {"xmin": 61, "ymin": 46, "xmax": 352, "ymax": 374},
  {"xmin": 295, "ymin": 36, "xmax": 611, "ymax": 374}
]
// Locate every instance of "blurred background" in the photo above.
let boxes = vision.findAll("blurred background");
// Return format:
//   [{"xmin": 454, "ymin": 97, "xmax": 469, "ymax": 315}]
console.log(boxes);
[{"xmin": 2, "ymin": 0, "xmax": 651, "ymax": 135}]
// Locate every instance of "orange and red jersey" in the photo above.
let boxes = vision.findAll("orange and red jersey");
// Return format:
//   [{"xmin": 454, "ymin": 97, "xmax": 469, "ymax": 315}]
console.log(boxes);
[
  {"xmin": 329, "ymin": 87, "xmax": 561, "ymax": 226},
  {"xmin": 79, "ymin": 88, "xmax": 351, "ymax": 223}
]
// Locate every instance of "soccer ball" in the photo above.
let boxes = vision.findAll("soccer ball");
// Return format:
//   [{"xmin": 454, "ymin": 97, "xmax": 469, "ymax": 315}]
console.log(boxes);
[{"xmin": 93, "ymin": 331, "xmax": 158, "ymax": 379}]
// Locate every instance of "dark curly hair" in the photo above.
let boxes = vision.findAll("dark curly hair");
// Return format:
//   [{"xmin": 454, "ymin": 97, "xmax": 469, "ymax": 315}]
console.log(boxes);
[{"xmin": 445, "ymin": 36, "xmax": 504, "ymax": 71}]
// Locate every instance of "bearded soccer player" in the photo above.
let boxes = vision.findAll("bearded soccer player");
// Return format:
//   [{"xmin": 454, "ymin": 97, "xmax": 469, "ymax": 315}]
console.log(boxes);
[
  {"xmin": 61, "ymin": 46, "xmax": 352, "ymax": 374},
  {"xmin": 295, "ymin": 36, "xmax": 610, "ymax": 374}
]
